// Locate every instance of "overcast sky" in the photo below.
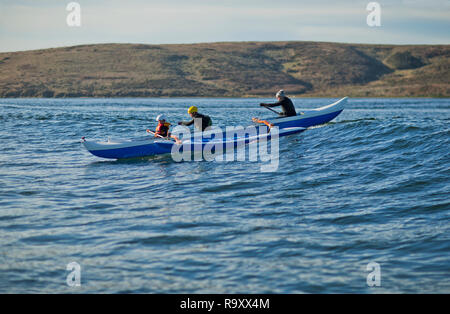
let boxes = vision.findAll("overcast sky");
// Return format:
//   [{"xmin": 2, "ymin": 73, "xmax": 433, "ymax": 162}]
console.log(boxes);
[{"xmin": 0, "ymin": 0, "xmax": 449, "ymax": 52}]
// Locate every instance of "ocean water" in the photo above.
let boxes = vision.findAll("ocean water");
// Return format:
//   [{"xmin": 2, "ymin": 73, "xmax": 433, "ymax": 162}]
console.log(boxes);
[{"xmin": 0, "ymin": 98, "xmax": 449, "ymax": 293}]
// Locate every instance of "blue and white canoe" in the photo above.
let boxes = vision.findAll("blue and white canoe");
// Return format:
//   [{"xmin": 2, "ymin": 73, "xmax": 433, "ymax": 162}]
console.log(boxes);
[
  {"xmin": 82, "ymin": 136, "xmax": 175, "ymax": 159},
  {"xmin": 82, "ymin": 126, "xmax": 306, "ymax": 159},
  {"xmin": 270, "ymin": 96, "xmax": 347, "ymax": 128},
  {"xmin": 82, "ymin": 97, "xmax": 346, "ymax": 159}
]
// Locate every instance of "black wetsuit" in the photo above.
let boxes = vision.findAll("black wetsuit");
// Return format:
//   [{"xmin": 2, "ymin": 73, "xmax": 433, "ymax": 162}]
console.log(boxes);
[
  {"xmin": 261, "ymin": 97, "xmax": 297, "ymax": 117},
  {"xmin": 179, "ymin": 113, "xmax": 212, "ymax": 131}
]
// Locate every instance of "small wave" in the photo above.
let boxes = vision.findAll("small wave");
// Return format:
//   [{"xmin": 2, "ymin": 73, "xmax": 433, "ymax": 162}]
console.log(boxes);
[
  {"xmin": 35, "ymin": 115, "xmax": 53, "ymax": 120},
  {"xmin": 21, "ymin": 234, "xmax": 75, "ymax": 245},
  {"xmin": 201, "ymin": 180, "xmax": 260, "ymax": 193},
  {"xmin": 18, "ymin": 190, "xmax": 40, "ymax": 196},
  {"xmin": 120, "ymin": 234, "xmax": 209, "ymax": 246},
  {"xmin": 331, "ymin": 117, "xmax": 378, "ymax": 125},
  {"xmin": 0, "ymin": 215, "xmax": 28, "ymax": 222},
  {"xmin": 324, "ymin": 213, "xmax": 380, "ymax": 225},
  {"xmin": 399, "ymin": 201, "xmax": 450, "ymax": 215},
  {"xmin": 371, "ymin": 178, "xmax": 436, "ymax": 195}
]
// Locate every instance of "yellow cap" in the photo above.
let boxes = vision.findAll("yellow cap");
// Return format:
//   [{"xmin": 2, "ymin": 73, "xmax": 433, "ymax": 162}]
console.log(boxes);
[{"xmin": 188, "ymin": 106, "xmax": 198, "ymax": 114}]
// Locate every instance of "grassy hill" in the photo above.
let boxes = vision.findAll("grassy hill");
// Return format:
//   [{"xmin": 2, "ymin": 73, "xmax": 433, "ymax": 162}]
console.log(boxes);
[{"xmin": 0, "ymin": 41, "xmax": 449, "ymax": 98}]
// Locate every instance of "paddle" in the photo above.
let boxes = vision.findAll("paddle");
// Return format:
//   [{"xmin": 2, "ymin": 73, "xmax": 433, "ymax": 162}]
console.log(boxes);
[
  {"xmin": 261, "ymin": 104, "xmax": 281, "ymax": 115},
  {"xmin": 146, "ymin": 129, "xmax": 169, "ymax": 140},
  {"xmin": 147, "ymin": 129, "xmax": 182, "ymax": 144}
]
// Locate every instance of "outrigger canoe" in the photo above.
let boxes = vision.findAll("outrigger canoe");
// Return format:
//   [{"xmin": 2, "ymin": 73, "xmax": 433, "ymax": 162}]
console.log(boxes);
[
  {"xmin": 82, "ymin": 97, "xmax": 347, "ymax": 159},
  {"xmin": 82, "ymin": 126, "xmax": 306, "ymax": 159},
  {"xmin": 270, "ymin": 96, "xmax": 346, "ymax": 128}
]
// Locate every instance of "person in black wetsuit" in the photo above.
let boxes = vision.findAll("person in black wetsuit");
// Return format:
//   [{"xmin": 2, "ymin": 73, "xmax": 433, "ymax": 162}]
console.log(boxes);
[
  {"xmin": 178, "ymin": 106, "xmax": 212, "ymax": 131},
  {"xmin": 260, "ymin": 90, "xmax": 297, "ymax": 117}
]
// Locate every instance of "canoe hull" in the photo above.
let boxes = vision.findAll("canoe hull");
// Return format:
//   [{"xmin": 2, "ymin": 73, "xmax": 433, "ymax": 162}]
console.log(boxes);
[
  {"xmin": 82, "ymin": 97, "xmax": 346, "ymax": 159},
  {"xmin": 273, "ymin": 109, "xmax": 343, "ymax": 128},
  {"xmin": 85, "ymin": 141, "xmax": 173, "ymax": 159},
  {"xmin": 83, "ymin": 127, "xmax": 306, "ymax": 159},
  {"xmin": 271, "ymin": 97, "xmax": 347, "ymax": 128}
]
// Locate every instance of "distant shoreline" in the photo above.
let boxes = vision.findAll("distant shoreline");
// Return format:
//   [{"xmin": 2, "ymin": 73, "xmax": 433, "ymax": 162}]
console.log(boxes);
[
  {"xmin": 2, "ymin": 40, "xmax": 449, "ymax": 55},
  {"xmin": 2, "ymin": 96, "xmax": 449, "ymax": 100},
  {"xmin": 1, "ymin": 41, "xmax": 448, "ymax": 98}
]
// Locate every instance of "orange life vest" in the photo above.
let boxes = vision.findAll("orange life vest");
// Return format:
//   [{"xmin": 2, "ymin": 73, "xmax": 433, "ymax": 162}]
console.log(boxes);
[{"xmin": 155, "ymin": 122, "xmax": 170, "ymax": 137}]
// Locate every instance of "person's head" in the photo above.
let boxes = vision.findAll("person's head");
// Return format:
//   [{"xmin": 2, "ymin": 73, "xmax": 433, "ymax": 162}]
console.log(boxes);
[
  {"xmin": 155, "ymin": 114, "xmax": 166, "ymax": 123},
  {"xmin": 276, "ymin": 90, "xmax": 285, "ymax": 101},
  {"xmin": 187, "ymin": 106, "xmax": 198, "ymax": 117}
]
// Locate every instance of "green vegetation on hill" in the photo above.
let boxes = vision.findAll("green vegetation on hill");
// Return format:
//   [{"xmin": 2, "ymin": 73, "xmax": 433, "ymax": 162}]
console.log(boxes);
[{"xmin": 0, "ymin": 41, "xmax": 448, "ymax": 97}]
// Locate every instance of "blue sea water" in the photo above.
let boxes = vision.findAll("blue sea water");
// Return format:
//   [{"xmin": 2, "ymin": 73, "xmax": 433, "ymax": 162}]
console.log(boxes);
[{"xmin": 0, "ymin": 97, "xmax": 449, "ymax": 293}]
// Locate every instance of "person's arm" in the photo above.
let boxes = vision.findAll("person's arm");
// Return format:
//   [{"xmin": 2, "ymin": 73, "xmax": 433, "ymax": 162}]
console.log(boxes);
[
  {"xmin": 170, "ymin": 134, "xmax": 182, "ymax": 144},
  {"xmin": 178, "ymin": 118, "xmax": 194, "ymax": 126},
  {"xmin": 260, "ymin": 99, "xmax": 283, "ymax": 107}
]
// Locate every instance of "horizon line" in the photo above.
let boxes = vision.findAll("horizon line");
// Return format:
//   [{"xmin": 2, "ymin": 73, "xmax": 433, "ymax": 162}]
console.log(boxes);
[{"xmin": 2, "ymin": 39, "xmax": 449, "ymax": 54}]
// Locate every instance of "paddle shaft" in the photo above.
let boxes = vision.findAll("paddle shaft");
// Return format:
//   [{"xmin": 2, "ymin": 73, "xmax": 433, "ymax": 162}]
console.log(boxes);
[
  {"xmin": 147, "ymin": 130, "xmax": 170, "ymax": 140},
  {"xmin": 262, "ymin": 105, "xmax": 281, "ymax": 115},
  {"xmin": 148, "ymin": 129, "xmax": 183, "ymax": 144}
]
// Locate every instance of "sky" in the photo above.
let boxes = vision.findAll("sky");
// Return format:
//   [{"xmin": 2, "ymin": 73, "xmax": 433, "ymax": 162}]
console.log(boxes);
[{"xmin": 0, "ymin": 0, "xmax": 449, "ymax": 52}]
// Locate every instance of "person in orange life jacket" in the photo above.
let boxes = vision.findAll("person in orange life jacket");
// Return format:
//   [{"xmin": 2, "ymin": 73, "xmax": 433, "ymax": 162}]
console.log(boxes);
[
  {"xmin": 155, "ymin": 115, "xmax": 170, "ymax": 137},
  {"xmin": 147, "ymin": 115, "xmax": 182, "ymax": 144}
]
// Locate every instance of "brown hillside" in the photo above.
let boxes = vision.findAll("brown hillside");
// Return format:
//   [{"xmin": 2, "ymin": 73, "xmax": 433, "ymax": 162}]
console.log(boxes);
[{"xmin": 0, "ymin": 41, "xmax": 448, "ymax": 97}]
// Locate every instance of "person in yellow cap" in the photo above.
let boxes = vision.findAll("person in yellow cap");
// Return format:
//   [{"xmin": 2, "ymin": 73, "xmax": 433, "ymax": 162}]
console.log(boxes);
[{"xmin": 178, "ymin": 106, "xmax": 212, "ymax": 131}]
